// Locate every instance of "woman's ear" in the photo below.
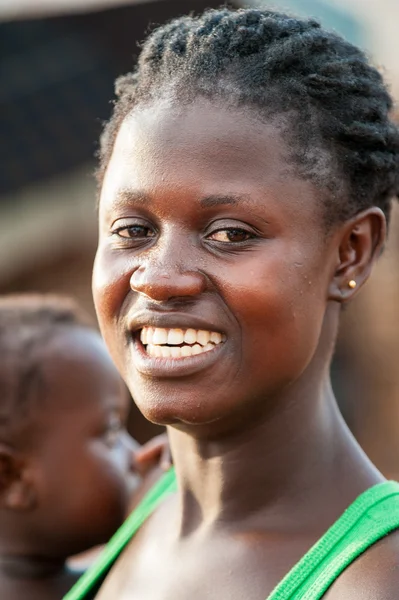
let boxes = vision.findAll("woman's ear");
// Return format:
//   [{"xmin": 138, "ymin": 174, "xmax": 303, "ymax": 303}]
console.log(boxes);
[
  {"xmin": 0, "ymin": 444, "xmax": 36, "ymax": 511},
  {"xmin": 328, "ymin": 207, "xmax": 386, "ymax": 303}
]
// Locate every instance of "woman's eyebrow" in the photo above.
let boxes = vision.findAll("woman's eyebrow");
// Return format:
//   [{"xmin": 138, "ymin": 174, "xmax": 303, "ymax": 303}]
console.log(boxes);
[
  {"xmin": 200, "ymin": 195, "xmax": 241, "ymax": 208},
  {"xmin": 114, "ymin": 189, "xmax": 151, "ymax": 206},
  {"xmin": 112, "ymin": 191, "xmax": 248, "ymax": 209}
]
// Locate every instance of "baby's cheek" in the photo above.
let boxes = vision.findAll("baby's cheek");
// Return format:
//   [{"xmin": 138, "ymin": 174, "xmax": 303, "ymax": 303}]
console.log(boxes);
[{"xmin": 100, "ymin": 460, "xmax": 131, "ymax": 516}]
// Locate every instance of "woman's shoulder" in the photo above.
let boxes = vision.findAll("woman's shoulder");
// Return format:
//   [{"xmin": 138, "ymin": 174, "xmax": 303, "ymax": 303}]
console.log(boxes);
[{"xmin": 323, "ymin": 529, "xmax": 399, "ymax": 600}]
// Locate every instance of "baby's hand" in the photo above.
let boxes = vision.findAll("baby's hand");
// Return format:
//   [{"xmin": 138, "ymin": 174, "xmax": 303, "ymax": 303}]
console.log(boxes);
[
  {"xmin": 127, "ymin": 433, "xmax": 172, "ymax": 513},
  {"xmin": 134, "ymin": 433, "xmax": 172, "ymax": 475}
]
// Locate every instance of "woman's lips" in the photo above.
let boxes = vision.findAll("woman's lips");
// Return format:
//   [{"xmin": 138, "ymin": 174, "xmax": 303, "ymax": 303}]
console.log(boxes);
[{"xmin": 130, "ymin": 327, "xmax": 227, "ymax": 378}]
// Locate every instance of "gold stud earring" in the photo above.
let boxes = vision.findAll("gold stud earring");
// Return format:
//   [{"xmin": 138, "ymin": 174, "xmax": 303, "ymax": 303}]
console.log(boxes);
[{"xmin": 348, "ymin": 280, "xmax": 357, "ymax": 289}]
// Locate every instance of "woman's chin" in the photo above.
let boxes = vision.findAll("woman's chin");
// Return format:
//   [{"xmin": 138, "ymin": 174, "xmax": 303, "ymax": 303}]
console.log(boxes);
[{"xmin": 133, "ymin": 396, "xmax": 226, "ymax": 430}]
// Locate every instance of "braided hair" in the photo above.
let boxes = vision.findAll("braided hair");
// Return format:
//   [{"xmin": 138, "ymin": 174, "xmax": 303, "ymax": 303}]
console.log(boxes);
[{"xmin": 98, "ymin": 7, "xmax": 399, "ymax": 227}]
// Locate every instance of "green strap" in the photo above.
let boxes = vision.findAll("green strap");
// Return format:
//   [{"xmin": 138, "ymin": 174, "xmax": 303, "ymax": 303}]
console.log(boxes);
[
  {"xmin": 63, "ymin": 468, "xmax": 177, "ymax": 600},
  {"xmin": 267, "ymin": 481, "xmax": 399, "ymax": 599},
  {"xmin": 65, "ymin": 477, "xmax": 399, "ymax": 600}
]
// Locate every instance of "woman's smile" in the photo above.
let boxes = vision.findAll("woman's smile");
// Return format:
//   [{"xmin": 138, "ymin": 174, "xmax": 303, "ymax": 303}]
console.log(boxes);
[
  {"xmin": 140, "ymin": 326, "xmax": 225, "ymax": 358},
  {"xmin": 127, "ymin": 311, "xmax": 228, "ymax": 377},
  {"xmin": 131, "ymin": 326, "xmax": 227, "ymax": 377}
]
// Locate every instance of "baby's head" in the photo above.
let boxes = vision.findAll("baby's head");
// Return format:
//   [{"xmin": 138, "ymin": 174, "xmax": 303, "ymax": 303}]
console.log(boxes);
[{"xmin": 0, "ymin": 294, "xmax": 137, "ymax": 560}]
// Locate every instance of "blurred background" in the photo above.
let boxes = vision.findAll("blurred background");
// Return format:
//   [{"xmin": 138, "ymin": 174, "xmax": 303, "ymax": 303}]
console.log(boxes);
[{"xmin": 1, "ymin": 0, "xmax": 398, "ymax": 474}]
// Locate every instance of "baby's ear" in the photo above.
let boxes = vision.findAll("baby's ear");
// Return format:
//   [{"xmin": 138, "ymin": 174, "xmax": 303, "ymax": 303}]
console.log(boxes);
[{"xmin": 0, "ymin": 445, "xmax": 36, "ymax": 511}]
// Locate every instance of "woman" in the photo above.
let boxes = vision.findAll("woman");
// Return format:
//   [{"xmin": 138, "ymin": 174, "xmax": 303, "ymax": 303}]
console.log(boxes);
[{"xmin": 66, "ymin": 7, "xmax": 399, "ymax": 599}]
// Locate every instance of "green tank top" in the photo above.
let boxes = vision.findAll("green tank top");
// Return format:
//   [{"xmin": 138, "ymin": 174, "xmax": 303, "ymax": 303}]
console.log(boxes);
[{"xmin": 63, "ymin": 470, "xmax": 399, "ymax": 600}]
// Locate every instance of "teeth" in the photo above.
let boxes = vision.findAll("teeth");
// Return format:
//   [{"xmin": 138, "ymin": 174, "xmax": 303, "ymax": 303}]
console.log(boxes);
[
  {"xmin": 147, "ymin": 344, "xmax": 163, "ymax": 357},
  {"xmin": 197, "ymin": 330, "xmax": 210, "ymax": 346},
  {"xmin": 210, "ymin": 331, "xmax": 222, "ymax": 344},
  {"xmin": 146, "ymin": 342, "xmax": 217, "ymax": 359},
  {"xmin": 184, "ymin": 329, "xmax": 197, "ymax": 344},
  {"xmin": 140, "ymin": 326, "xmax": 225, "ymax": 359},
  {"xmin": 161, "ymin": 346, "xmax": 171, "ymax": 358},
  {"xmin": 152, "ymin": 328, "xmax": 168, "ymax": 345},
  {"xmin": 170, "ymin": 346, "xmax": 181, "ymax": 358},
  {"xmin": 167, "ymin": 329, "xmax": 184, "ymax": 345}
]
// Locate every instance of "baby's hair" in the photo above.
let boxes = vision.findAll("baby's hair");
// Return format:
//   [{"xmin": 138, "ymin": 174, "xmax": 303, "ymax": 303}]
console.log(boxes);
[
  {"xmin": 98, "ymin": 7, "xmax": 399, "ymax": 228},
  {"xmin": 0, "ymin": 294, "xmax": 94, "ymax": 438}
]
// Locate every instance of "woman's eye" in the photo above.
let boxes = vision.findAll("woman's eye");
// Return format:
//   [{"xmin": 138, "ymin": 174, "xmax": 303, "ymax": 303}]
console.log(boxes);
[
  {"xmin": 207, "ymin": 228, "xmax": 255, "ymax": 243},
  {"xmin": 113, "ymin": 224, "xmax": 155, "ymax": 239}
]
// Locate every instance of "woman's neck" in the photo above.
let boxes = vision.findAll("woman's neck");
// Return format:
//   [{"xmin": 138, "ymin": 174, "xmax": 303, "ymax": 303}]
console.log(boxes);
[{"xmin": 169, "ymin": 380, "xmax": 382, "ymax": 538}]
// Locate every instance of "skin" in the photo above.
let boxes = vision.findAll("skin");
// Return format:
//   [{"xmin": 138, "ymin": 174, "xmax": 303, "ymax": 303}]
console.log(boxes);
[
  {"xmin": 93, "ymin": 98, "xmax": 399, "ymax": 599},
  {"xmin": 0, "ymin": 326, "xmax": 139, "ymax": 600}
]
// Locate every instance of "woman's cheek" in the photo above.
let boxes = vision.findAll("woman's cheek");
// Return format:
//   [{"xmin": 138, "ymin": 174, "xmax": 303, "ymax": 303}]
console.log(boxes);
[
  {"xmin": 93, "ymin": 246, "xmax": 131, "ymax": 316},
  {"xmin": 92, "ymin": 249, "xmax": 131, "ymax": 367}
]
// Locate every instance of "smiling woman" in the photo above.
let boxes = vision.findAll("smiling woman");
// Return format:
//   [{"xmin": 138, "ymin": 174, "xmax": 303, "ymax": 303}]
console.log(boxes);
[
  {"xmin": 95, "ymin": 104, "xmax": 334, "ymax": 432},
  {"xmin": 66, "ymin": 7, "xmax": 399, "ymax": 600}
]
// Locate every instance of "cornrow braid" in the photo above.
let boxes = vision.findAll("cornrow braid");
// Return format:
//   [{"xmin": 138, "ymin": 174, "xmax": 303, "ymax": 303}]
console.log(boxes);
[{"xmin": 98, "ymin": 7, "xmax": 399, "ymax": 227}]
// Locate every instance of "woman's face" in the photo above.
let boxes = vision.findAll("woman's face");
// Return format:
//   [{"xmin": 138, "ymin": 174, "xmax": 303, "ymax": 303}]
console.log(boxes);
[{"xmin": 93, "ymin": 99, "xmax": 339, "ymax": 436}]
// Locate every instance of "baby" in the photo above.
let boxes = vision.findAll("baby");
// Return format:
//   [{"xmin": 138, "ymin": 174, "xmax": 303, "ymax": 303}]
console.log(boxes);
[{"xmin": 0, "ymin": 294, "xmax": 169, "ymax": 600}]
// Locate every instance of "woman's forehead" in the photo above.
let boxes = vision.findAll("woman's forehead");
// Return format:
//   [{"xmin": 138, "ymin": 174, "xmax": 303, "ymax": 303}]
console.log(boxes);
[
  {"xmin": 99, "ymin": 102, "xmax": 325, "ymax": 236},
  {"xmin": 101, "ymin": 99, "xmax": 300, "ymax": 199}
]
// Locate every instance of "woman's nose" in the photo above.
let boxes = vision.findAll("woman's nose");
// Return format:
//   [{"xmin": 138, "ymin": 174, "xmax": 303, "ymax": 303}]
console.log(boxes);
[{"xmin": 130, "ymin": 264, "xmax": 207, "ymax": 302}]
